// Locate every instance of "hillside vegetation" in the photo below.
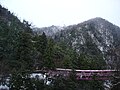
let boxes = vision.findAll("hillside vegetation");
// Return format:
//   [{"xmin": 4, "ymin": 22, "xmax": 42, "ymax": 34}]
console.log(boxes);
[{"xmin": 0, "ymin": 4, "xmax": 120, "ymax": 90}]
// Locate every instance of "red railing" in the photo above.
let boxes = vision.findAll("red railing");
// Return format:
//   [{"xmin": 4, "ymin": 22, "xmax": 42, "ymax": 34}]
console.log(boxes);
[{"xmin": 35, "ymin": 68, "xmax": 116, "ymax": 80}]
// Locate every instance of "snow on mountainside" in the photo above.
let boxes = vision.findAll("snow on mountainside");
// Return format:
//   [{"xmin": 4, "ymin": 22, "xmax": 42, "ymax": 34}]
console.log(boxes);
[
  {"xmin": 33, "ymin": 25, "xmax": 65, "ymax": 37},
  {"xmin": 33, "ymin": 17, "xmax": 120, "ymax": 53},
  {"xmin": 33, "ymin": 17, "xmax": 120, "ymax": 69},
  {"xmin": 55, "ymin": 17, "xmax": 120, "ymax": 53}
]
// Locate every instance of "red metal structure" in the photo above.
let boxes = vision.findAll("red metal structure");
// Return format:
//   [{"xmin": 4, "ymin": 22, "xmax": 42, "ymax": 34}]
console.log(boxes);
[
  {"xmin": 50, "ymin": 68, "xmax": 116, "ymax": 80},
  {"xmin": 35, "ymin": 68, "xmax": 116, "ymax": 80}
]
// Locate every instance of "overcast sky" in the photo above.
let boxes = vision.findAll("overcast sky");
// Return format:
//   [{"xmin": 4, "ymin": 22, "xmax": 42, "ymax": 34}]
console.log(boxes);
[{"xmin": 0, "ymin": 0, "xmax": 120, "ymax": 27}]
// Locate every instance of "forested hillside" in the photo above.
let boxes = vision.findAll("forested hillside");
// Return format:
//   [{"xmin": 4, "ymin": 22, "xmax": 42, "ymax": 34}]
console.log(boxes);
[
  {"xmin": 33, "ymin": 18, "xmax": 120, "ymax": 90},
  {"xmin": 34, "ymin": 17, "xmax": 120, "ymax": 70},
  {"xmin": 0, "ymin": 4, "xmax": 120, "ymax": 90}
]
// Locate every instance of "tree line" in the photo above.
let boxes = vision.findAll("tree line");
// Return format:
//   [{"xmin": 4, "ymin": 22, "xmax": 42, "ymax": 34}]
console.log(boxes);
[{"xmin": 1, "ymin": 4, "xmax": 120, "ymax": 90}]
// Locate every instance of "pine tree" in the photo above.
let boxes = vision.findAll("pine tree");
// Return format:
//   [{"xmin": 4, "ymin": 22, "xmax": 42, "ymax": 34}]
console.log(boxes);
[
  {"xmin": 33, "ymin": 32, "xmax": 47, "ymax": 69},
  {"xmin": 44, "ymin": 38, "xmax": 55, "ymax": 69},
  {"xmin": 14, "ymin": 30, "xmax": 33, "ymax": 71}
]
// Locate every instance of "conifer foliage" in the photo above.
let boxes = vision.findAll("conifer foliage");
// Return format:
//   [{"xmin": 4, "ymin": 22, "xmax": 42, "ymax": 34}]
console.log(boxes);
[{"xmin": 1, "ymin": 4, "xmax": 118, "ymax": 90}]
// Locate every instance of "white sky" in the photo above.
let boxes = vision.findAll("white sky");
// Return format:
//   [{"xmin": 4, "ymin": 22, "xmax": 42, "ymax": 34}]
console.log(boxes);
[{"xmin": 0, "ymin": 0, "xmax": 120, "ymax": 27}]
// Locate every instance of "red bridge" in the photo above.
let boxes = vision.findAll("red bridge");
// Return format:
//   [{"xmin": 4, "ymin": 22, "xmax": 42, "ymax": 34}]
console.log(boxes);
[{"xmin": 35, "ymin": 68, "xmax": 116, "ymax": 80}]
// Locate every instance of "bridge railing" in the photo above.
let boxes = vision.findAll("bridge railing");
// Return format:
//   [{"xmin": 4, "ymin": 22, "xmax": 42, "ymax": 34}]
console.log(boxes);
[{"xmin": 34, "ymin": 68, "xmax": 116, "ymax": 80}]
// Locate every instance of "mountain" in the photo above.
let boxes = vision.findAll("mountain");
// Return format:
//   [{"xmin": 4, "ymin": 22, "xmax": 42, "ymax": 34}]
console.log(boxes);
[
  {"xmin": 33, "ymin": 25, "xmax": 65, "ymax": 37},
  {"xmin": 34, "ymin": 17, "xmax": 120, "ymax": 53},
  {"xmin": 1, "ymin": 4, "xmax": 120, "ymax": 90},
  {"xmin": 34, "ymin": 17, "xmax": 120, "ymax": 69},
  {"xmin": 56, "ymin": 17, "xmax": 120, "ymax": 51}
]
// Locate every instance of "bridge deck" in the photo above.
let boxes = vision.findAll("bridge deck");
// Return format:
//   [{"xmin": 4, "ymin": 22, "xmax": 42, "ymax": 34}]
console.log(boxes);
[{"xmin": 34, "ymin": 68, "xmax": 116, "ymax": 80}]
